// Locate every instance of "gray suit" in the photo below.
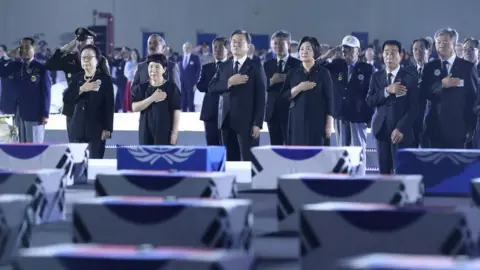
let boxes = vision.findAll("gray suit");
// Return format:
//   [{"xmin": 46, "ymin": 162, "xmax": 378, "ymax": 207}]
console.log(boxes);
[{"xmin": 131, "ymin": 60, "xmax": 180, "ymax": 98}]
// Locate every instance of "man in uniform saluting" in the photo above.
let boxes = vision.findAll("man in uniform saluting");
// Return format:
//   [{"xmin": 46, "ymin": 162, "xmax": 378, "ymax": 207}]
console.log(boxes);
[
  {"xmin": 45, "ymin": 27, "xmax": 111, "ymax": 142},
  {"xmin": 0, "ymin": 42, "xmax": 51, "ymax": 143}
]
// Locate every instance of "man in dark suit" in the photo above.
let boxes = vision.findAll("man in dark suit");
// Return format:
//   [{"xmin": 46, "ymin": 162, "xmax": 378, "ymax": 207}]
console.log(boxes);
[
  {"xmin": 179, "ymin": 42, "xmax": 202, "ymax": 112},
  {"xmin": 264, "ymin": 30, "xmax": 301, "ymax": 145},
  {"xmin": 131, "ymin": 34, "xmax": 180, "ymax": 99},
  {"xmin": 196, "ymin": 37, "xmax": 229, "ymax": 146},
  {"xmin": 421, "ymin": 28, "xmax": 478, "ymax": 149},
  {"xmin": 409, "ymin": 37, "xmax": 432, "ymax": 147},
  {"xmin": 366, "ymin": 40, "xmax": 419, "ymax": 174},
  {"xmin": 209, "ymin": 29, "xmax": 267, "ymax": 161},
  {"xmin": 45, "ymin": 27, "xmax": 110, "ymax": 142}
]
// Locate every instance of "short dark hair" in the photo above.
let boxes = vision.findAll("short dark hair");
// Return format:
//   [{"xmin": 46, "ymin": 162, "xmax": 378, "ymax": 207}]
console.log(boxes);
[
  {"xmin": 382, "ymin": 40, "xmax": 402, "ymax": 52},
  {"xmin": 212, "ymin": 37, "xmax": 230, "ymax": 48},
  {"xmin": 80, "ymin": 44, "xmax": 102, "ymax": 63},
  {"xmin": 299, "ymin": 36, "xmax": 321, "ymax": 59},
  {"xmin": 464, "ymin": 37, "xmax": 480, "ymax": 48},
  {"xmin": 147, "ymin": 53, "xmax": 168, "ymax": 68},
  {"xmin": 230, "ymin": 29, "xmax": 251, "ymax": 44},
  {"xmin": 21, "ymin": 37, "xmax": 35, "ymax": 46},
  {"xmin": 271, "ymin": 30, "xmax": 291, "ymax": 41},
  {"xmin": 412, "ymin": 38, "xmax": 431, "ymax": 50},
  {"xmin": 0, "ymin": 45, "xmax": 7, "ymax": 51}
]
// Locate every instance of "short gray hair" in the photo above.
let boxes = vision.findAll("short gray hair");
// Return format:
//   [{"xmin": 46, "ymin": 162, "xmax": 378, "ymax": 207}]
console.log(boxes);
[
  {"xmin": 149, "ymin": 34, "xmax": 166, "ymax": 46},
  {"xmin": 434, "ymin": 28, "xmax": 459, "ymax": 44}
]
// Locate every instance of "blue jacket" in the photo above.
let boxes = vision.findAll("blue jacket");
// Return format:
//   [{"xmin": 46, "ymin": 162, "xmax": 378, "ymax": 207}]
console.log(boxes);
[{"xmin": 0, "ymin": 59, "xmax": 51, "ymax": 121}]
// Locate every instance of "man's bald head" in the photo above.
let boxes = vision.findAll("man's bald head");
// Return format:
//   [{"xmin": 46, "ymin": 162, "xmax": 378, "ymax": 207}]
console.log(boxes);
[{"xmin": 148, "ymin": 34, "xmax": 166, "ymax": 55}]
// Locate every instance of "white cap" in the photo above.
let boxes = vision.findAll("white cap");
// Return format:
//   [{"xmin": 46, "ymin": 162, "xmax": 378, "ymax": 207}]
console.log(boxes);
[{"xmin": 341, "ymin": 35, "xmax": 361, "ymax": 48}]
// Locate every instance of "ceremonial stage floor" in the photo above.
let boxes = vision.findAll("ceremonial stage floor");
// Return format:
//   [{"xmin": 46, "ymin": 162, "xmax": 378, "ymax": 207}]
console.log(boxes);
[{"xmin": 0, "ymin": 185, "xmax": 469, "ymax": 270}]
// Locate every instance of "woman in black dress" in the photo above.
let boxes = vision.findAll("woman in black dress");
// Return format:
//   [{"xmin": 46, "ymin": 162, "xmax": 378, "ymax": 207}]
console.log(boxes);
[
  {"xmin": 131, "ymin": 54, "xmax": 181, "ymax": 145},
  {"xmin": 63, "ymin": 45, "xmax": 114, "ymax": 158},
  {"xmin": 282, "ymin": 36, "xmax": 334, "ymax": 146}
]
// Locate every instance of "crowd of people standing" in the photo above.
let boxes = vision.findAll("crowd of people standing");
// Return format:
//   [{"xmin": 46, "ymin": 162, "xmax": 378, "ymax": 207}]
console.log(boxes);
[{"xmin": 0, "ymin": 26, "xmax": 478, "ymax": 176}]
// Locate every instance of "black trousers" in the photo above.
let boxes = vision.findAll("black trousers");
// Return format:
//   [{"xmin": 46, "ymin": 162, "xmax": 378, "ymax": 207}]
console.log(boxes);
[
  {"xmin": 376, "ymin": 125, "xmax": 412, "ymax": 174},
  {"xmin": 267, "ymin": 113, "xmax": 287, "ymax": 145},
  {"xmin": 204, "ymin": 120, "xmax": 222, "ymax": 146},
  {"xmin": 73, "ymin": 138, "xmax": 106, "ymax": 159},
  {"xmin": 221, "ymin": 116, "xmax": 259, "ymax": 161},
  {"xmin": 66, "ymin": 116, "xmax": 74, "ymax": 143}
]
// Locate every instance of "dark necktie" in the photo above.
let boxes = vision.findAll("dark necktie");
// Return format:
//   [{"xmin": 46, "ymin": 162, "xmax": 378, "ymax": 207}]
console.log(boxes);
[
  {"xmin": 388, "ymin": 72, "xmax": 394, "ymax": 85},
  {"xmin": 215, "ymin": 61, "xmax": 221, "ymax": 70},
  {"xmin": 234, "ymin": 61, "xmax": 240, "ymax": 74},
  {"xmin": 348, "ymin": 64, "xmax": 354, "ymax": 81},
  {"xmin": 442, "ymin": 60, "xmax": 449, "ymax": 75},
  {"xmin": 418, "ymin": 67, "xmax": 423, "ymax": 76},
  {"xmin": 278, "ymin": 60, "xmax": 284, "ymax": 73},
  {"xmin": 21, "ymin": 62, "xmax": 27, "ymax": 77}
]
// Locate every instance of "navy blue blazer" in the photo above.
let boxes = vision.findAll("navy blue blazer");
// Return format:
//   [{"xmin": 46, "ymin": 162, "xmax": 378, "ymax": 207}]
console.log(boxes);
[
  {"xmin": 179, "ymin": 54, "xmax": 201, "ymax": 89},
  {"xmin": 196, "ymin": 61, "xmax": 219, "ymax": 122},
  {"xmin": 0, "ymin": 59, "xmax": 51, "ymax": 122},
  {"xmin": 320, "ymin": 59, "xmax": 374, "ymax": 122},
  {"xmin": 366, "ymin": 67, "xmax": 419, "ymax": 144},
  {"xmin": 0, "ymin": 58, "xmax": 18, "ymax": 114}
]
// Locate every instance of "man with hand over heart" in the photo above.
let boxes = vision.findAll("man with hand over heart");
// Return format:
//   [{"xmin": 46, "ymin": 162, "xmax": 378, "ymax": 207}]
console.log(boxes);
[
  {"xmin": 366, "ymin": 40, "xmax": 419, "ymax": 174},
  {"xmin": 420, "ymin": 28, "xmax": 478, "ymax": 149}
]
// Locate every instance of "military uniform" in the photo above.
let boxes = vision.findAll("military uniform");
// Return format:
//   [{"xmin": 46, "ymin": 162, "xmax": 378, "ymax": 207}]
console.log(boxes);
[{"xmin": 0, "ymin": 59, "xmax": 51, "ymax": 142}]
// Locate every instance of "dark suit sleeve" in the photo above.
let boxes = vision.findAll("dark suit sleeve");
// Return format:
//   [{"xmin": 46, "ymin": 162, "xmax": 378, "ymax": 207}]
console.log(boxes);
[
  {"xmin": 264, "ymin": 63, "xmax": 271, "ymax": 88},
  {"xmin": 130, "ymin": 64, "xmax": 142, "ymax": 99},
  {"xmin": 420, "ymin": 66, "xmax": 443, "ymax": 102},
  {"xmin": 365, "ymin": 73, "xmax": 388, "ymax": 107},
  {"xmin": 44, "ymin": 49, "xmax": 65, "ymax": 70},
  {"xmin": 281, "ymin": 70, "xmax": 293, "ymax": 100},
  {"xmin": 195, "ymin": 55, "xmax": 202, "ymax": 82},
  {"xmin": 208, "ymin": 64, "xmax": 230, "ymax": 93},
  {"xmin": 100, "ymin": 56, "xmax": 112, "ymax": 77},
  {"xmin": 396, "ymin": 76, "xmax": 419, "ymax": 134},
  {"xmin": 0, "ymin": 60, "xmax": 14, "ymax": 78},
  {"xmin": 40, "ymin": 69, "xmax": 52, "ymax": 119},
  {"xmin": 102, "ymin": 76, "xmax": 115, "ymax": 132},
  {"xmin": 253, "ymin": 63, "xmax": 267, "ymax": 128},
  {"xmin": 196, "ymin": 64, "xmax": 210, "ymax": 93},
  {"xmin": 467, "ymin": 66, "xmax": 478, "ymax": 134},
  {"xmin": 63, "ymin": 75, "xmax": 81, "ymax": 104},
  {"xmin": 322, "ymin": 69, "xmax": 334, "ymax": 116}
]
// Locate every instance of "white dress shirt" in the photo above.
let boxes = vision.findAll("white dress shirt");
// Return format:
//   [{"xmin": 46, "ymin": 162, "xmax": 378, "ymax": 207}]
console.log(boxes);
[{"xmin": 233, "ymin": 55, "xmax": 248, "ymax": 71}]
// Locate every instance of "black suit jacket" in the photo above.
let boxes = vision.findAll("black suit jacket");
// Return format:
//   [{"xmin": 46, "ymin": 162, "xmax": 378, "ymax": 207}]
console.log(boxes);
[
  {"xmin": 63, "ymin": 71, "xmax": 115, "ymax": 141},
  {"xmin": 44, "ymin": 49, "xmax": 111, "ymax": 117},
  {"xmin": 264, "ymin": 56, "xmax": 301, "ymax": 121},
  {"xmin": 208, "ymin": 57, "xmax": 267, "ymax": 132},
  {"xmin": 420, "ymin": 57, "xmax": 478, "ymax": 142},
  {"xmin": 366, "ymin": 68, "xmax": 419, "ymax": 144},
  {"xmin": 197, "ymin": 62, "xmax": 219, "ymax": 121}
]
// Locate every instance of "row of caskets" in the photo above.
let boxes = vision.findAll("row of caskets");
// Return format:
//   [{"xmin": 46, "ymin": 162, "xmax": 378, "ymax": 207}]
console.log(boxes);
[{"xmin": 2, "ymin": 144, "xmax": 480, "ymax": 269}]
